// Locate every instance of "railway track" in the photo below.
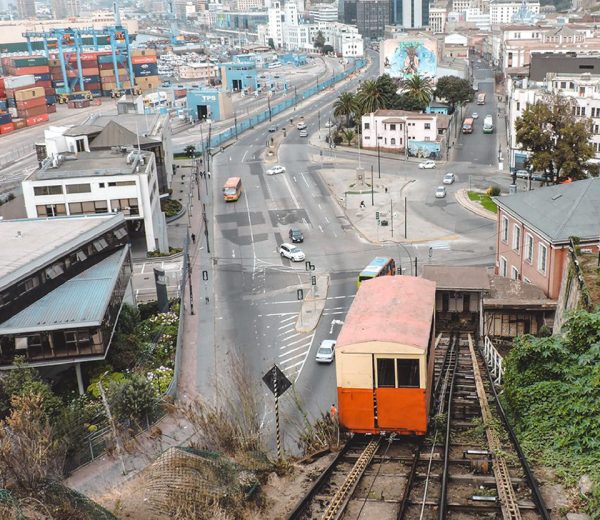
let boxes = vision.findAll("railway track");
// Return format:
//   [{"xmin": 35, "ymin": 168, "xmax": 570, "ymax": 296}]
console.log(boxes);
[{"xmin": 286, "ymin": 333, "xmax": 550, "ymax": 520}]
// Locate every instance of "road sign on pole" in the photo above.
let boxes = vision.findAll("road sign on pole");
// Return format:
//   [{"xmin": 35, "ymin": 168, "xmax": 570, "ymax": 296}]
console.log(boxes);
[{"xmin": 262, "ymin": 365, "xmax": 291, "ymax": 460}]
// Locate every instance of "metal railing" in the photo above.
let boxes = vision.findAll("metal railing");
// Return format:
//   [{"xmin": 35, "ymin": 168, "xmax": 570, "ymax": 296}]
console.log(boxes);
[{"xmin": 481, "ymin": 335, "xmax": 504, "ymax": 385}]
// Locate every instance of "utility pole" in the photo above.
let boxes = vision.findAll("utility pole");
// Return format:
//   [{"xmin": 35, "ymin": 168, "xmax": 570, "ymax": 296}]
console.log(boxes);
[
  {"xmin": 202, "ymin": 202, "xmax": 210, "ymax": 254},
  {"xmin": 371, "ymin": 165, "xmax": 374, "ymax": 206},
  {"xmin": 390, "ymin": 199, "xmax": 393, "ymax": 237},
  {"xmin": 267, "ymin": 94, "xmax": 272, "ymax": 121},
  {"xmin": 195, "ymin": 159, "xmax": 200, "ymax": 200},
  {"xmin": 234, "ymin": 114, "xmax": 238, "ymax": 140},
  {"xmin": 404, "ymin": 197, "xmax": 407, "ymax": 239},
  {"xmin": 206, "ymin": 122, "xmax": 212, "ymax": 174},
  {"xmin": 376, "ymin": 125, "xmax": 381, "ymax": 178},
  {"xmin": 98, "ymin": 379, "xmax": 127, "ymax": 476}
]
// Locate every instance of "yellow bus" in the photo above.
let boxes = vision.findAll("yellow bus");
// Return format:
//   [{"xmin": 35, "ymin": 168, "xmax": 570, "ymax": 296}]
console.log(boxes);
[{"xmin": 223, "ymin": 177, "xmax": 242, "ymax": 202}]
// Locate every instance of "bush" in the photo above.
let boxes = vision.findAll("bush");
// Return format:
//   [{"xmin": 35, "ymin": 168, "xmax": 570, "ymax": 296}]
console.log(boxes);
[
  {"xmin": 109, "ymin": 375, "xmax": 157, "ymax": 424},
  {"xmin": 161, "ymin": 198, "xmax": 183, "ymax": 218},
  {"xmin": 486, "ymin": 185, "xmax": 501, "ymax": 196}
]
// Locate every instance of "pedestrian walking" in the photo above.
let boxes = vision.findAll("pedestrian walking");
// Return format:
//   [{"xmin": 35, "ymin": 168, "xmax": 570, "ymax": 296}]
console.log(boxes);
[
  {"xmin": 191, "ymin": 233, "xmax": 196, "ymax": 244},
  {"xmin": 360, "ymin": 200, "xmax": 366, "ymax": 209},
  {"xmin": 330, "ymin": 403, "xmax": 338, "ymax": 420},
  {"xmin": 207, "ymin": 171, "xmax": 211, "ymax": 179}
]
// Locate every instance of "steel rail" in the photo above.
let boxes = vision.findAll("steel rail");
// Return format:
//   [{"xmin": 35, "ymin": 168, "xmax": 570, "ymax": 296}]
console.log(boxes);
[{"xmin": 396, "ymin": 444, "xmax": 421, "ymax": 520}]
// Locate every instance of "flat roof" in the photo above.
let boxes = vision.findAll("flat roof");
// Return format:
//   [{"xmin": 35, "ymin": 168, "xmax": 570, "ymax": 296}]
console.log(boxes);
[
  {"xmin": 484, "ymin": 275, "xmax": 557, "ymax": 308},
  {"xmin": 0, "ymin": 214, "xmax": 125, "ymax": 290},
  {"xmin": 0, "ymin": 247, "xmax": 129, "ymax": 334},
  {"xmin": 27, "ymin": 149, "xmax": 153, "ymax": 181},
  {"xmin": 337, "ymin": 276, "xmax": 436, "ymax": 351},
  {"xmin": 422, "ymin": 265, "xmax": 491, "ymax": 291}
]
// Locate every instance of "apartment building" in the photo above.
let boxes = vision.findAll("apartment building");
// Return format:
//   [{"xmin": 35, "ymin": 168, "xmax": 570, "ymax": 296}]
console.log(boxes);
[
  {"xmin": 22, "ymin": 148, "xmax": 168, "ymax": 254},
  {"xmin": 490, "ymin": 0, "xmax": 539, "ymax": 25}
]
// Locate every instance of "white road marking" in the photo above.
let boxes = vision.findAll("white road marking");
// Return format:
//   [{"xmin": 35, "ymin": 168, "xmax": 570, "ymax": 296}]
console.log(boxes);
[
  {"xmin": 242, "ymin": 151, "xmax": 248, "ymax": 162},
  {"xmin": 282, "ymin": 336, "xmax": 311, "ymax": 348},
  {"xmin": 293, "ymin": 175, "xmax": 297, "ymax": 183},
  {"xmin": 324, "ymin": 216, "xmax": 330, "ymax": 223},
  {"xmin": 318, "ymin": 224, "xmax": 324, "ymax": 233},
  {"xmin": 300, "ymin": 172, "xmax": 310, "ymax": 187},
  {"xmin": 284, "ymin": 359, "xmax": 305, "ymax": 370},
  {"xmin": 280, "ymin": 332, "xmax": 302, "ymax": 340},
  {"xmin": 265, "ymin": 312, "xmax": 297, "ymax": 317},
  {"xmin": 280, "ymin": 315, "xmax": 298, "ymax": 323},
  {"xmin": 232, "ymin": 249, "xmax": 236, "ymax": 258},
  {"xmin": 278, "ymin": 322, "xmax": 295, "ymax": 330},
  {"xmin": 323, "ymin": 311, "xmax": 347, "ymax": 316},
  {"xmin": 264, "ymin": 299, "xmax": 303, "ymax": 305},
  {"xmin": 279, "ymin": 343, "xmax": 310, "ymax": 356},
  {"xmin": 279, "ymin": 351, "xmax": 307, "ymax": 364},
  {"xmin": 243, "ymin": 189, "xmax": 258, "ymax": 275},
  {"xmin": 282, "ymin": 173, "xmax": 301, "ymax": 209}
]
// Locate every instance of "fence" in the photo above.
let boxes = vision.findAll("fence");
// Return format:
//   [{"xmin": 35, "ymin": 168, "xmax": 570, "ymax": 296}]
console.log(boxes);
[
  {"xmin": 480, "ymin": 335, "xmax": 504, "ymax": 385},
  {"xmin": 0, "ymin": 144, "xmax": 35, "ymax": 168},
  {"xmin": 182, "ymin": 58, "xmax": 366, "ymax": 155}
]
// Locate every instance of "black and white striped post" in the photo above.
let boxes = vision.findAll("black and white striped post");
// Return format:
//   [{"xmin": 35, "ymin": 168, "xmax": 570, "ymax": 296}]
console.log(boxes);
[{"xmin": 273, "ymin": 367, "xmax": 282, "ymax": 460}]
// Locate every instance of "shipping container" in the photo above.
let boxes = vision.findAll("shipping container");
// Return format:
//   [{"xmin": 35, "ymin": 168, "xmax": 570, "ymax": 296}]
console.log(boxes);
[
  {"xmin": 46, "ymin": 95, "xmax": 56, "ymax": 105},
  {"xmin": 16, "ymin": 96, "xmax": 46, "ymax": 109},
  {"xmin": 18, "ymin": 105, "xmax": 47, "ymax": 118},
  {"xmin": 34, "ymin": 73, "xmax": 51, "ymax": 82},
  {"xmin": 13, "ymin": 66, "xmax": 50, "ymax": 75},
  {"xmin": 82, "ymin": 75, "xmax": 100, "ymax": 84},
  {"xmin": 84, "ymin": 83, "xmax": 101, "ymax": 91},
  {"xmin": 26, "ymin": 113, "xmax": 49, "ymax": 126},
  {"xmin": 131, "ymin": 56, "xmax": 158, "ymax": 65},
  {"xmin": 4, "ymin": 75, "xmax": 36, "ymax": 89},
  {"xmin": 90, "ymin": 90, "xmax": 102, "ymax": 97},
  {"xmin": 13, "ymin": 118, "xmax": 26, "ymax": 129},
  {"xmin": 46, "ymin": 104, "xmax": 57, "ymax": 113},
  {"xmin": 7, "ymin": 98, "xmax": 16, "ymax": 108},
  {"xmin": 81, "ymin": 67, "xmax": 100, "ymax": 77},
  {"xmin": 0, "ymin": 122, "xmax": 15, "ymax": 134},
  {"xmin": 0, "ymin": 78, "xmax": 4, "ymax": 89},
  {"xmin": 0, "ymin": 112, "xmax": 12, "ymax": 125},
  {"xmin": 35, "ymin": 80, "xmax": 52, "ymax": 89},
  {"xmin": 44, "ymin": 87, "xmax": 56, "ymax": 96},
  {"xmin": 52, "ymin": 81, "xmax": 65, "ymax": 88},
  {"xmin": 131, "ymin": 49, "xmax": 157, "ymax": 57},
  {"xmin": 9, "ymin": 56, "xmax": 48, "ymax": 67},
  {"xmin": 0, "ymin": 101, "xmax": 6, "ymax": 111},
  {"xmin": 14, "ymin": 86, "xmax": 45, "ymax": 101},
  {"xmin": 133, "ymin": 63, "xmax": 159, "ymax": 77}
]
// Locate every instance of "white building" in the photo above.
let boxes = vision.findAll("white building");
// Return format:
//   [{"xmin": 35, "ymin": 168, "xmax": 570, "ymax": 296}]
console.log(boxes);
[
  {"xmin": 465, "ymin": 8, "xmax": 491, "ymax": 30},
  {"xmin": 178, "ymin": 62, "xmax": 220, "ymax": 80},
  {"xmin": 235, "ymin": 0, "xmax": 263, "ymax": 9},
  {"xmin": 267, "ymin": 1, "xmax": 284, "ymax": 47},
  {"xmin": 22, "ymin": 149, "xmax": 168, "ymax": 254},
  {"xmin": 490, "ymin": 0, "xmax": 539, "ymax": 25},
  {"xmin": 429, "ymin": 6, "xmax": 447, "ymax": 34},
  {"xmin": 451, "ymin": 0, "xmax": 472, "ymax": 13},
  {"xmin": 311, "ymin": 3, "xmax": 338, "ymax": 23},
  {"xmin": 284, "ymin": 1, "xmax": 299, "ymax": 25},
  {"xmin": 361, "ymin": 110, "xmax": 448, "ymax": 152},
  {"xmin": 282, "ymin": 23, "xmax": 317, "ymax": 51},
  {"xmin": 320, "ymin": 22, "xmax": 364, "ymax": 57}
]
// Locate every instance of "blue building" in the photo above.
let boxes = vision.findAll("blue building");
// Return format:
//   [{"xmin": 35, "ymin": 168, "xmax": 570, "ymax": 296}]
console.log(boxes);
[
  {"xmin": 279, "ymin": 53, "xmax": 307, "ymax": 66},
  {"xmin": 220, "ymin": 62, "xmax": 258, "ymax": 92},
  {"xmin": 426, "ymin": 102, "xmax": 450, "ymax": 115},
  {"xmin": 186, "ymin": 88, "xmax": 233, "ymax": 122}
]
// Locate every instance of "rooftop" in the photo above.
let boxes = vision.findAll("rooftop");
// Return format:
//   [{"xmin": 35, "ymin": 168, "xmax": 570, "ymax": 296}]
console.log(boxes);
[
  {"xmin": 26, "ymin": 148, "xmax": 153, "ymax": 181},
  {"xmin": 0, "ymin": 247, "xmax": 129, "ymax": 334},
  {"xmin": 84, "ymin": 112, "xmax": 167, "ymax": 140},
  {"xmin": 0, "ymin": 214, "xmax": 125, "ymax": 290},
  {"xmin": 336, "ymin": 277, "xmax": 436, "ymax": 350},
  {"xmin": 529, "ymin": 53, "xmax": 600, "ymax": 81},
  {"xmin": 484, "ymin": 275, "xmax": 556, "ymax": 308},
  {"xmin": 422, "ymin": 265, "xmax": 491, "ymax": 291},
  {"xmin": 494, "ymin": 178, "xmax": 600, "ymax": 243}
]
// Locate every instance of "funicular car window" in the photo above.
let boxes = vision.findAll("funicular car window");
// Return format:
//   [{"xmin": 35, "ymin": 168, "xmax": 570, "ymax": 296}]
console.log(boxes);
[
  {"xmin": 397, "ymin": 359, "xmax": 420, "ymax": 387},
  {"xmin": 376, "ymin": 358, "xmax": 396, "ymax": 387}
]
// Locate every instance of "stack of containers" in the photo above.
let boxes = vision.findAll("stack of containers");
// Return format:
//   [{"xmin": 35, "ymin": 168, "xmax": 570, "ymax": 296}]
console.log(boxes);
[
  {"xmin": 68, "ymin": 52, "xmax": 102, "ymax": 96},
  {"xmin": 0, "ymin": 56, "xmax": 55, "ymax": 113},
  {"xmin": 49, "ymin": 56, "xmax": 65, "ymax": 95},
  {"xmin": 131, "ymin": 49, "xmax": 160, "ymax": 92},
  {"xmin": 98, "ymin": 53, "xmax": 132, "ymax": 95},
  {"xmin": 15, "ymin": 85, "xmax": 48, "ymax": 127},
  {"xmin": 0, "ymin": 77, "xmax": 14, "ymax": 135},
  {"xmin": 4, "ymin": 75, "xmax": 36, "ymax": 131}
]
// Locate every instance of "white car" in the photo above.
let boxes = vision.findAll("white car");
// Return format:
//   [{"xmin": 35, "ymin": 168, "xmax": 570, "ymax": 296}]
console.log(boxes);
[
  {"xmin": 435, "ymin": 186, "xmax": 447, "ymax": 198},
  {"xmin": 279, "ymin": 243, "xmax": 305, "ymax": 262},
  {"xmin": 419, "ymin": 160, "xmax": 436, "ymax": 169},
  {"xmin": 316, "ymin": 339, "xmax": 336, "ymax": 363},
  {"xmin": 299, "ymin": 129, "xmax": 308, "ymax": 137},
  {"xmin": 443, "ymin": 172, "xmax": 455, "ymax": 185},
  {"xmin": 296, "ymin": 122, "xmax": 307, "ymax": 130},
  {"xmin": 325, "ymin": 120, "xmax": 334, "ymax": 128},
  {"xmin": 472, "ymin": 112, "xmax": 479, "ymax": 119},
  {"xmin": 266, "ymin": 165, "xmax": 286, "ymax": 175}
]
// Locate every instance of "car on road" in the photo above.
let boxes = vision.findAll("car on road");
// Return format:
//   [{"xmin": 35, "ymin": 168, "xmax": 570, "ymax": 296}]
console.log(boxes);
[
  {"xmin": 532, "ymin": 172, "xmax": 551, "ymax": 182},
  {"xmin": 289, "ymin": 228, "xmax": 304, "ymax": 243},
  {"xmin": 443, "ymin": 172, "xmax": 455, "ymax": 184},
  {"xmin": 296, "ymin": 122, "xmax": 307, "ymax": 130},
  {"xmin": 419, "ymin": 160, "xmax": 436, "ymax": 169},
  {"xmin": 472, "ymin": 112, "xmax": 479, "ymax": 119},
  {"xmin": 279, "ymin": 243, "xmax": 306, "ymax": 262},
  {"xmin": 515, "ymin": 169, "xmax": 531, "ymax": 179},
  {"xmin": 435, "ymin": 186, "xmax": 447, "ymax": 198},
  {"xmin": 266, "ymin": 165, "xmax": 286, "ymax": 175},
  {"xmin": 268, "ymin": 125, "xmax": 277, "ymax": 132},
  {"xmin": 316, "ymin": 339, "xmax": 336, "ymax": 363},
  {"xmin": 299, "ymin": 129, "xmax": 308, "ymax": 137},
  {"xmin": 325, "ymin": 120, "xmax": 334, "ymax": 128}
]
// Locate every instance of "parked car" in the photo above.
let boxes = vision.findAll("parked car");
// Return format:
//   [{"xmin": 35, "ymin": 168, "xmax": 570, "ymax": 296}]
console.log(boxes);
[
  {"xmin": 296, "ymin": 122, "xmax": 307, "ymax": 130},
  {"xmin": 472, "ymin": 112, "xmax": 479, "ymax": 119},
  {"xmin": 289, "ymin": 228, "xmax": 304, "ymax": 243},
  {"xmin": 443, "ymin": 172, "xmax": 455, "ymax": 184},
  {"xmin": 325, "ymin": 120, "xmax": 334, "ymax": 128},
  {"xmin": 532, "ymin": 172, "xmax": 551, "ymax": 182},
  {"xmin": 435, "ymin": 186, "xmax": 447, "ymax": 198},
  {"xmin": 299, "ymin": 129, "xmax": 308, "ymax": 137},
  {"xmin": 279, "ymin": 243, "xmax": 305, "ymax": 262},
  {"xmin": 515, "ymin": 169, "xmax": 531, "ymax": 179},
  {"xmin": 315, "ymin": 339, "xmax": 336, "ymax": 363},
  {"xmin": 419, "ymin": 160, "xmax": 436, "ymax": 169},
  {"xmin": 266, "ymin": 165, "xmax": 286, "ymax": 175},
  {"xmin": 268, "ymin": 125, "xmax": 277, "ymax": 133}
]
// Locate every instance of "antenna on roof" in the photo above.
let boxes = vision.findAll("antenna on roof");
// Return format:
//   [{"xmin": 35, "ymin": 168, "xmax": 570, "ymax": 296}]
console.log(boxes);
[{"xmin": 135, "ymin": 120, "xmax": 141, "ymax": 152}]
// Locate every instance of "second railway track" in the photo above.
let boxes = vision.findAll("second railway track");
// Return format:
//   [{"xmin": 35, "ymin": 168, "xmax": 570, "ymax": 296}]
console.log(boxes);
[{"xmin": 286, "ymin": 332, "xmax": 550, "ymax": 520}]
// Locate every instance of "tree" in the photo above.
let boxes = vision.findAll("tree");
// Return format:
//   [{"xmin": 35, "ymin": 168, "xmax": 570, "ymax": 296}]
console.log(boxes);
[
  {"xmin": 313, "ymin": 30, "xmax": 325, "ymax": 50},
  {"xmin": 267, "ymin": 37, "xmax": 275, "ymax": 49},
  {"xmin": 396, "ymin": 93, "xmax": 428, "ymax": 112},
  {"xmin": 333, "ymin": 92, "xmax": 357, "ymax": 128},
  {"xmin": 109, "ymin": 375, "xmax": 157, "ymax": 424},
  {"xmin": 322, "ymin": 44, "xmax": 334, "ymax": 55},
  {"xmin": 341, "ymin": 129, "xmax": 355, "ymax": 146},
  {"xmin": 400, "ymin": 74, "xmax": 433, "ymax": 110},
  {"xmin": 434, "ymin": 76, "xmax": 474, "ymax": 110},
  {"xmin": 0, "ymin": 393, "xmax": 66, "ymax": 491},
  {"xmin": 184, "ymin": 144, "xmax": 196, "ymax": 158},
  {"xmin": 515, "ymin": 95, "xmax": 596, "ymax": 183},
  {"xmin": 355, "ymin": 79, "xmax": 390, "ymax": 115}
]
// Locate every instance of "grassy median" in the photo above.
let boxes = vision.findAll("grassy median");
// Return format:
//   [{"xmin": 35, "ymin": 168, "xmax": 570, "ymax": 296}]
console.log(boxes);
[{"xmin": 467, "ymin": 191, "xmax": 498, "ymax": 213}]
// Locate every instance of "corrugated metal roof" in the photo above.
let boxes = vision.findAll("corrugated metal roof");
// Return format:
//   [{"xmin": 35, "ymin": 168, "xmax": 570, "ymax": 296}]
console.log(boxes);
[
  {"xmin": 422, "ymin": 265, "xmax": 490, "ymax": 290},
  {"xmin": 0, "ymin": 248, "xmax": 129, "ymax": 334},
  {"xmin": 337, "ymin": 277, "xmax": 436, "ymax": 351}
]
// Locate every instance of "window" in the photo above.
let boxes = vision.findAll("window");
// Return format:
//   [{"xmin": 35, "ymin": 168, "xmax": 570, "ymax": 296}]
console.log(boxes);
[
  {"xmin": 364, "ymin": 122, "xmax": 370, "ymax": 130},
  {"xmin": 99, "ymin": 182, "xmax": 105, "ymax": 188},
  {"xmin": 512, "ymin": 224, "xmax": 521, "ymax": 252},
  {"xmin": 397, "ymin": 359, "xmax": 420, "ymax": 387},
  {"xmin": 538, "ymin": 243, "xmax": 547, "ymax": 274},
  {"xmin": 424, "ymin": 123, "xmax": 431, "ymax": 129},
  {"xmin": 424, "ymin": 137, "xmax": 430, "ymax": 141},
  {"xmin": 516, "ymin": 101, "xmax": 520, "ymax": 111},
  {"xmin": 389, "ymin": 124, "xmax": 396, "ymax": 130},
  {"xmin": 376, "ymin": 358, "xmax": 395, "ymax": 387},
  {"xmin": 511, "ymin": 266, "xmax": 519, "ymax": 280},
  {"xmin": 36, "ymin": 204, "xmax": 66, "ymax": 217},
  {"xmin": 500, "ymin": 256, "xmax": 507, "ymax": 277},
  {"xmin": 34, "ymin": 185, "xmax": 63, "ymax": 196},
  {"xmin": 391, "ymin": 138, "xmax": 396, "ymax": 145},
  {"xmin": 525, "ymin": 233, "xmax": 533, "ymax": 262},
  {"xmin": 501, "ymin": 216, "xmax": 509, "ymax": 243},
  {"xmin": 66, "ymin": 183, "xmax": 91, "ymax": 194},
  {"xmin": 17, "ymin": 277, "xmax": 39, "ymax": 295},
  {"xmin": 524, "ymin": 277, "xmax": 531, "ymax": 284},
  {"xmin": 69, "ymin": 201, "xmax": 109, "ymax": 215},
  {"xmin": 111, "ymin": 198, "xmax": 140, "ymax": 215}
]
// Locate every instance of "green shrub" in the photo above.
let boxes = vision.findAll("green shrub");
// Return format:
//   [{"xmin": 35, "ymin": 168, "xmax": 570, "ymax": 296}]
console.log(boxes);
[{"xmin": 486, "ymin": 185, "xmax": 501, "ymax": 196}]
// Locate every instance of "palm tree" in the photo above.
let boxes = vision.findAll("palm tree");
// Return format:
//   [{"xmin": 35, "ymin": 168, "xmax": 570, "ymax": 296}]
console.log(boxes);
[
  {"xmin": 342, "ymin": 129, "xmax": 355, "ymax": 146},
  {"xmin": 355, "ymin": 79, "xmax": 390, "ymax": 115},
  {"xmin": 333, "ymin": 92, "xmax": 357, "ymax": 128},
  {"xmin": 400, "ymin": 74, "xmax": 433, "ymax": 110}
]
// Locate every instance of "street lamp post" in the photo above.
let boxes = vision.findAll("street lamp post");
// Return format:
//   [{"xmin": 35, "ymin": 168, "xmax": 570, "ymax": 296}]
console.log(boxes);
[
  {"xmin": 267, "ymin": 95, "xmax": 272, "ymax": 122},
  {"xmin": 371, "ymin": 165, "xmax": 374, "ymax": 206},
  {"xmin": 318, "ymin": 110, "xmax": 321, "ymax": 130},
  {"xmin": 376, "ymin": 125, "xmax": 381, "ymax": 179}
]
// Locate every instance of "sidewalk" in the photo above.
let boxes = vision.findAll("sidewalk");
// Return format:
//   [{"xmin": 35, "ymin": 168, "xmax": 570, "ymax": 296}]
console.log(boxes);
[{"xmin": 454, "ymin": 188, "xmax": 496, "ymax": 221}]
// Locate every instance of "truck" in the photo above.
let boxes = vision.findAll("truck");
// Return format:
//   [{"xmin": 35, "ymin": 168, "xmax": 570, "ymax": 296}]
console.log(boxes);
[
  {"xmin": 483, "ymin": 115, "xmax": 494, "ymax": 134},
  {"xmin": 462, "ymin": 117, "xmax": 474, "ymax": 134},
  {"xmin": 477, "ymin": 93, "xmax": 486, "ymax": 105}
]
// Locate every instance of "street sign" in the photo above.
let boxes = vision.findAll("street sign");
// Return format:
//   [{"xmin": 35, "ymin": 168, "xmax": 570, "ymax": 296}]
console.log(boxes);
[
  {"xmin": 376, "ymin": 211, "xmax": 380, "ymax": 221},
  {"xmin": 297, "ymin": 288, "xmax": 304, "ymax": 300},
  {"xmin": 262, "ymin": 365, "xmax": 292, "ymax": 397},
  {"xmin": 202, "ymin": 270, "xmax": 208, "ymax": 281},
  {"xmin": 311, "ymin": 276, "xmax": 317, "ymax": 286}
]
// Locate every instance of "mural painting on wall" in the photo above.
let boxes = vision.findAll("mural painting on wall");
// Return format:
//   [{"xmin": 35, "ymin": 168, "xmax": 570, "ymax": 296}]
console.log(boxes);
[
  {"xmin": 408, "ymin": 141, "xmax": 441, "ymax": 160},
  {"xmin": 382, "ymin": 39, "xmax": 437, "ymax": 79}
]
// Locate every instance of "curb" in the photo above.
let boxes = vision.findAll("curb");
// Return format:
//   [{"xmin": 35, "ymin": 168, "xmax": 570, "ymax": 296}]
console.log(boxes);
[
  {"xmin": 295, "ymin": 274, "xmax": 330, "ymax": 333},
  {"xmin": 454, "ymin": 188, "xmax": 497, "ymax": 221}
]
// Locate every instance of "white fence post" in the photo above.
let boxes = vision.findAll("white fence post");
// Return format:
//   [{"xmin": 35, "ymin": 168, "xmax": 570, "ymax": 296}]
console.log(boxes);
[{"xmin": 482, "ymin": 335, "xmax": 504, "ymax": 385}]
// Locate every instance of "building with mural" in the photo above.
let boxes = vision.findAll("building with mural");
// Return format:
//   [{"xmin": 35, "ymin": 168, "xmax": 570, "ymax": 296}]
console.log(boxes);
[{"xmin": 380, "ymin": 34, "xmax": 438, "ymax": 80}]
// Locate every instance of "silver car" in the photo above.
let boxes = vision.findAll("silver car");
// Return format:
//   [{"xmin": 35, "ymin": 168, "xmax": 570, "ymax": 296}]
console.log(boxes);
[
  {"xmin": 419, "ymin": 160, "xmax": 436, "ymax": 169},
  {"xmin": 435, "ymin": 186, "xmax": 447, "ymax": 198},
  {"xmin": 443, "ymin": 172, "xmax": 455, "ymax": 184},
  {"xmin": 279, "ymin": 243, "xmax": 305, "ymax": 262},
  {"xmin": 315, "ymin": 340, "xmax": 336, "ymax": 363},
  {"xmin": 266, "ymin": 165, "xmax": 286, "ymax": 175}
]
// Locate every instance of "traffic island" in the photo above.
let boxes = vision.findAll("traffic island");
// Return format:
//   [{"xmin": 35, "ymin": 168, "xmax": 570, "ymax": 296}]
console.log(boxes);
[
  {"xmin": 455, "ymin": 189, "xmax": 497, "ymax": 221},
  {"xmin": 296, "ymin": 274, "xmax": 329, "ymax": 333},
  {"xmin": 262, "ymin": 128, "xmax": 287, "ymax": 164}
]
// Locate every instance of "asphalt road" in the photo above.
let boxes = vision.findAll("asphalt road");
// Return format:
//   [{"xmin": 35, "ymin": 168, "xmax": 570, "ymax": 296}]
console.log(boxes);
[{"xmin": 196, "ymin": 50, "xmax": 503, "ymax": 453}]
